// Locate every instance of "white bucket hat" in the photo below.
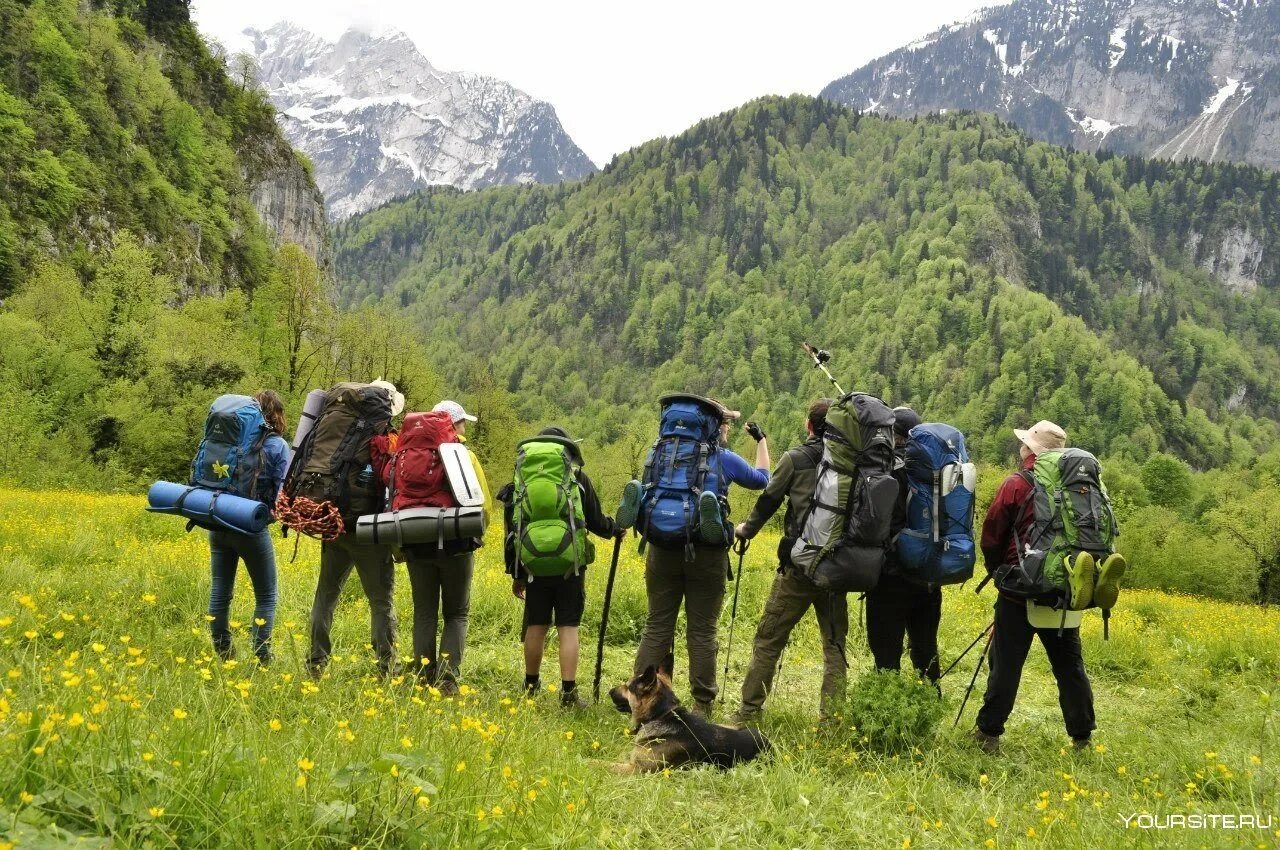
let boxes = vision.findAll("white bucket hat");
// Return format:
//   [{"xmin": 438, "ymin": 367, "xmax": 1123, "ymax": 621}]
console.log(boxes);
[
  {"xmin": 432, "ymin": 399, "xmax": 477, "ymax": 424},
  {"xmin": 370, "ymin": 379, "xmax": 405, "ymax": 417},
  {"xmin": 1014, "ymin": 420, "xmax": 1067, "ymax": 455}
]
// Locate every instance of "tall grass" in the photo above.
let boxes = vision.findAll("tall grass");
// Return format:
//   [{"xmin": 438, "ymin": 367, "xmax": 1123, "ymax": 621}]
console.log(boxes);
[{"xmin": 0, "ymin": 488, "xmax": 1276, "ymax": 848}]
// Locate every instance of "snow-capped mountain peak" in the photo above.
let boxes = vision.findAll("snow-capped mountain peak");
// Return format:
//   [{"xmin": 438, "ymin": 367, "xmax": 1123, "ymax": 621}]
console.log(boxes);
[{"xmin": 244, "ymin": 22, "xmax": 596, "ymax": 219}]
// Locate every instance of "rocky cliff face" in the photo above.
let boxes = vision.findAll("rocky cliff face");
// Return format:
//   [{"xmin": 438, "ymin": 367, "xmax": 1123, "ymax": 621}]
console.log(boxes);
[
  {"xmin": 243, "ymin": 24, "xmax": 597, "ymax": 220},
  {"xmin": 237, "ymin": 129, "xmax": 332, "ymax": 273},
  {"xmin": 822, "ymin": 0, "xmax": 1280, "ymax": 170}
]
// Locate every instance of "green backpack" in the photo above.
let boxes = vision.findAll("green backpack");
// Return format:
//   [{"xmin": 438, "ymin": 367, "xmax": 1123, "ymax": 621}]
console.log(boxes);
[
  {"xmin": 511, "ymin": 436, "xmax": 595, "ymax": 578},
  {"xmin": 995, "ymin": 448, "xmax": 1118, "ymax": 606}
]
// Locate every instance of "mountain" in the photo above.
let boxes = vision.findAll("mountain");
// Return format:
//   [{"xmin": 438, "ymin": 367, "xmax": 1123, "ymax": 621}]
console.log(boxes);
[
  {"xmin": 821, "ymin": 0, "xmax": 1280, "ymax": 170},
  {"xmin": 334, "ymin": 96, "xmax": 1280, "ymax": 469},
  {"xmin": 241, "ymin": 23, "xmax": 597, "ymax": 220}
]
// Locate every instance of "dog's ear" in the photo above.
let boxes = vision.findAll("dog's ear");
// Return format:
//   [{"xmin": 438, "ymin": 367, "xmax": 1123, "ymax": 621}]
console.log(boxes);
[
  {"xmin": 659, "ymin": 652, "xmax": 674, "ymax": 680},
  {"xmin": 637, "ymin": 665, "xmax": 658, "ymax": 688}
]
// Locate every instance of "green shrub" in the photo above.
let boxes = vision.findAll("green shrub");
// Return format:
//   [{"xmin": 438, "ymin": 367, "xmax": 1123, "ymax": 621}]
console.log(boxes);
[{"xmin": 841, "ymin": 670, "xmax": 944, "ymax": 754}]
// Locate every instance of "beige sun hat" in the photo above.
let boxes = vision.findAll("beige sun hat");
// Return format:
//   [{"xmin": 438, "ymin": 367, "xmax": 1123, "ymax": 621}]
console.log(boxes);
[
  {"xmin": 369, "ymin": 379, "xmax": 405, "ymax": 417},
  {"xmin": 1014, "ymin": 420, "xmax": 1067, "ymax": 455}
]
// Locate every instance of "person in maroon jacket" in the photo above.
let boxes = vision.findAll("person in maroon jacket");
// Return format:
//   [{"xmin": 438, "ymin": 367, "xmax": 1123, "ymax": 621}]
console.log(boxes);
[{"xmin": 973, "ymin": 420, "xmax": 1095, "ymax": 754}]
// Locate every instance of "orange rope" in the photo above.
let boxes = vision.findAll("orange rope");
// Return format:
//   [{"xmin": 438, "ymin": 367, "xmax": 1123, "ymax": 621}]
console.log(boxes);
[{"xmin": 275, "ymin": 493, "xmax": 346, "ymax": 541}]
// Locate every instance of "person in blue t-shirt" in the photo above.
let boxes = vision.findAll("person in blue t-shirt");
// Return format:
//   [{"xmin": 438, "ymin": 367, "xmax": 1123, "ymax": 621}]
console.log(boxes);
[
  {"xmin": 630, "ymin": 399, "xmax": 770, "ymax": 719},
  {"xmin": 207, "ymin": 390, "xmax": 290, "ymax": 666}
]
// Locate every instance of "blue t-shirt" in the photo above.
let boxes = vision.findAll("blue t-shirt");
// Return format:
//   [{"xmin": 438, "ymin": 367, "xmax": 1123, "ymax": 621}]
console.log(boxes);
[
  {"xmin": 712, "ymin": 447, "xmax": 769, "ymax": 495},
  {"xmin": 257, "ymin": 434, "xmax": 291, "ymax": 505}
]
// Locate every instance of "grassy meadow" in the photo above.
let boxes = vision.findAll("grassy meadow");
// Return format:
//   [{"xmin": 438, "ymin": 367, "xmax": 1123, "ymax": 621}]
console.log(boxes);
[{"xmin": 0, "ymin": 487, "xmax": 1277, "ymax": 848}]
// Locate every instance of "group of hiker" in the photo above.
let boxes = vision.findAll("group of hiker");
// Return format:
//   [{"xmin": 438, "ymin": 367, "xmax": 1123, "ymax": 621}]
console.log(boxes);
[{"xmin": 161, "ymin": 363, "xmax": 1126, "ymax": 752}]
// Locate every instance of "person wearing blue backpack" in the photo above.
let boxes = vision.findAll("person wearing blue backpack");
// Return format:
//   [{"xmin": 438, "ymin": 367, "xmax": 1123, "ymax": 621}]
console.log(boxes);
[
  {"xmin": 619, "ymin": 395, "xmax": 770, "ymax": 719},
  {"xmin": 200, "ymin": 390, "xmax": 291, "ymax": 665},
  {"xmin": 866, "ymin": 407, "xmax": 943, "ymax": 684}
]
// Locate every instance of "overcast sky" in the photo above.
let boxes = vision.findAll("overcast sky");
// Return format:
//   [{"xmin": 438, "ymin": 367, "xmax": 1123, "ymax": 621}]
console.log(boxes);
[{"xmin": 192, "ymin": 0, "xmax": 1000, "ymax": 166}]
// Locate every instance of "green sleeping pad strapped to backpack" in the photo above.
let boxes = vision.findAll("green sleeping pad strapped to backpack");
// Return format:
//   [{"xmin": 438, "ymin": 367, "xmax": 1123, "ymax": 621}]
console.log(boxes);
[{"xmin": 512, "ymin": 437, "xmax": 595, "ymax": 578}]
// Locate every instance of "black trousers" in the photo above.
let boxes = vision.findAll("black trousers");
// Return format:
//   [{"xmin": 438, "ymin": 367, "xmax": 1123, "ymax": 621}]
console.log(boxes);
[
  {"xmin": 976, "ymin": 595, "xmax": 1096, "ymax": 740},
  {"xmin": 865, "ymin": 572, "xmax": 942, "ymax": 681}
]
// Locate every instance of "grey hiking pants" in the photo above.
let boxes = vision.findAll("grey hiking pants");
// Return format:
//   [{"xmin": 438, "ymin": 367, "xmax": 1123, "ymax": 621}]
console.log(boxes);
[
  {"xmin": 308, "ymin": 533, "xmax": 396, "ymax": 673},
  {"xmin": 739, "ymin": 567, "xmax": 848, "ymax": 717},
  {"xmin": 405, "ymin": 551, "xmax": 474, "ymax": 685},
  {"xmin": 634, "ymin": 546, "xmax": 728, "ymax": 705}
]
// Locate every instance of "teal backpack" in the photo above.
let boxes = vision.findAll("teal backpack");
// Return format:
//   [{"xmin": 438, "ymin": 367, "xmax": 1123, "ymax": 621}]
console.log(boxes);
[{"xmin": 511, "ymin": 437, "xmax": 595, "ymax": 578}]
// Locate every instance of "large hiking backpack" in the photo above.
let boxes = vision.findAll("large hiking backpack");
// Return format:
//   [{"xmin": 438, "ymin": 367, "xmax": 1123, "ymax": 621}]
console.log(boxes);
[
  {"xmin": 637, "ymin": 395, "xmax": 731, "ymax": 553},
  {"xmin": 280, "ymin": 382, "xmax": 393, "ymax": 536},
  {"xmin": 790, "ymin": 392, "xmax": 898, "ymax": 593},
  {"xmin": 511, "ymin": 436, "xmax": 594, "ymax": 578},
  {"xmin": 893, "ymin": 423, "xmax": 977, "ymax": 585},
  {"xmin": 994, "ymin": 448, "xmax": 1118, "ymax": 605},
  {"xmin": 387, "ymin": 411, "xmax": 458, "ymax": 511},
  {"xmin": 191, "ymin": 395, "xmax": 271, "ymax": 501}
]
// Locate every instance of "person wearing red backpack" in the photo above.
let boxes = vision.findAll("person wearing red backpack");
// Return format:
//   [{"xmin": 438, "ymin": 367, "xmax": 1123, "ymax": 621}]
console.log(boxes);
[{"xmin": 372, "ymin": 399, "xmax": 488, "ymax": 695}]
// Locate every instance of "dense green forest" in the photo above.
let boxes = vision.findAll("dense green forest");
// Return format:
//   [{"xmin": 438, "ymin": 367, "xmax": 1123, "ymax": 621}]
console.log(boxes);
[
  {"xmin": 333, "ymin": 96, "xmax": 1280, "ymax": 602},
  {"xmin": 0, "ymin": 0, "xmax": 459, "ymax": 488}
]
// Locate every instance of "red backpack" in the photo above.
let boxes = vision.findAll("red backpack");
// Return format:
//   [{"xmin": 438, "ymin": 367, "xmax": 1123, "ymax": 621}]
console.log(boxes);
[{"xmin": 387, "ymin": 411, "xmax": 458, "ymax": 511}]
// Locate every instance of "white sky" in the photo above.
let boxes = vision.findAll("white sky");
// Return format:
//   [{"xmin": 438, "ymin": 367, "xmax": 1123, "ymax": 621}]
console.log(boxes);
[{"xmin": 192, "ymin": 0, "xmax": 1001, "ymax": 166}]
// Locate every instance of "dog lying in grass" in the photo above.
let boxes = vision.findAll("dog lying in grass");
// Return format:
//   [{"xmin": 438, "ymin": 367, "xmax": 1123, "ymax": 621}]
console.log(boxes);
[{"xmin": 607, "ymin": 663, "xmax": 770, "ymax": 774}]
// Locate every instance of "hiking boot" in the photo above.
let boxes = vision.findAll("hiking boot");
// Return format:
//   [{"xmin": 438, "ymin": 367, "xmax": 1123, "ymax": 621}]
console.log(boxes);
[
  {"xmin": 972, "ymin": 729, "xmax": 1001, "ymax": 754},
  {"xmin": 1093, "ymin": 553, "xmax": 1128, "ymax": 611},
  {"xmin": 1067, "ymin": 552, "xmax": 1096, "ymax": 610},
  {"xmin": 691, "ymin": 700, "xmax": 715, "ymax": 721},
  {"xmin": 616, "ymin": 479, "xmax": 643, "ymax": 532},
  {"xmin": 437, "ymin": 678, "xmax": 460, "ymax": 698},
  {"xmin": 727, "ymin": 708, "xmax": 761, "ymax": 729},
  {"xmin": 697, "ymin": 491, "xmax": 727, "ymax": 545},
  {"xmin": 1071, "ymin": 736, "xmax": 1092, "ymax": 751},
  {"xmin": 560, "ymin": 689, "xmax": 586, "ymax": 710}
]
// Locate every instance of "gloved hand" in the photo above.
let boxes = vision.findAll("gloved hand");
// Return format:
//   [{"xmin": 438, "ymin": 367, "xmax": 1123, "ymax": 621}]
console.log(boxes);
[{"xmin": 745, "ymin": 421, "xmax": 766, "ymax": 442}]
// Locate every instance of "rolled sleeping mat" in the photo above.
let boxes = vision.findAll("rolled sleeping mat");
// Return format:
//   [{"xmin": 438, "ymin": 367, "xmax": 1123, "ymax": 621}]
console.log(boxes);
[
  {"xmin": 292, "ymin": 388, "xmax": 329, "ymax": 449},
  {"xmin": 146, "ymin": 481, "xmax": 271, "ymax": 535},
  {"xmin": 355, "ymin": 506, "xmax": 488, "ymax": 547}
]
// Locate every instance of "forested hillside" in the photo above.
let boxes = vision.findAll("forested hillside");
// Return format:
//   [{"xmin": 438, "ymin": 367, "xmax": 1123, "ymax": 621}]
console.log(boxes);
[
  {"xmin": 0, "ymin": 0, "xmax": 443, "ymax": 489},
  {"xmin": 335, "ymin": 96, "xmax": 1280, "ymax": 469}
]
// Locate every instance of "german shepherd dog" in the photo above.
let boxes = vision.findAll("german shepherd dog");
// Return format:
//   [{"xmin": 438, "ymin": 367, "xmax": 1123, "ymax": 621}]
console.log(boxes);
[{"xmin": 607, "ymin": 662, "xmax": 770, "ymax": 774}]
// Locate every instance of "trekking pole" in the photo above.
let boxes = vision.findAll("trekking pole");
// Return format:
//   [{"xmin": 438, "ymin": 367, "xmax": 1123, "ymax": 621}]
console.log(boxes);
[
  {"xmin": 720, "ymin": 536, "xmax": 750, "ymax": 701},
  {"xmin": 953, "ymin": 626, "xmax": 994, "ymax": 728},
  {"xmin": 801, "ymin": 342, "xmax": 845, "ymax": 396},
  {"xmin": 938, "ymin": 621, "xmax": 994, "ymax": 681},
  {"xmin": 592, "ymin": 535, "xmax": 623, "ymax": 704}
]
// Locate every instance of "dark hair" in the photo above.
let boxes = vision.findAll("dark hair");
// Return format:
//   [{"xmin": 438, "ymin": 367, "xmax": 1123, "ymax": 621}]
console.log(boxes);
[
  {"xmin": 254, "ymin": 390, "xmax": 286, "ymax": 435},
  {"xmin": 539, "ymin": 425, "xmax": 572, "ymax": 440},
  {"xmin": 808, "ymin": 399, "xmax": 832, "ymax": 436}
]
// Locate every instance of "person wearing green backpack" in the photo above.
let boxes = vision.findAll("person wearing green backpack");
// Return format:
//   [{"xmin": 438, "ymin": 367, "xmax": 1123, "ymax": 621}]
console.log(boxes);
[
  {"xmin": 501, "ymin": 427, "xmax": 621, "ymax": 708},
  {"xmin": 973, "ymin": 420, "xmax": 1125, "ymax": 753}
]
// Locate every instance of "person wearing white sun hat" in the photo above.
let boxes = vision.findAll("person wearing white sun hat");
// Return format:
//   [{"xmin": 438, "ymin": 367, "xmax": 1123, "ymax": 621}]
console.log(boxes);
[{"xmin": 394, "ymin": 398, "xmax": 489, "ymax": 696}]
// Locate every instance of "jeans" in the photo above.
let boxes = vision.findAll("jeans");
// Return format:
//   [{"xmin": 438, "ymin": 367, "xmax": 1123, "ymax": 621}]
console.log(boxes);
[
  {"xmin": 634, "ymin": 546, "xmax": 728, "ymax": 705},
  {"xmin": 865, "ymin": 571, "xmax": 942, "ymax": 682},
  {"xmin": 307, "ymin": 533, "xmax": 396, "ymax": 673},
  {"xmin": 405, "ymin": 551, "xmax": 474, "ymax": 684},
  {"xmin": 976, "ymin": 594, "xmax": 1096, "ymax": 740},
  {"xmin": 739, "ymin": 567, "xmax": 847, "ymax": 717},
  {"xmin": 208, "ymin": 529, "xmax": 279, "ymax": 662}
]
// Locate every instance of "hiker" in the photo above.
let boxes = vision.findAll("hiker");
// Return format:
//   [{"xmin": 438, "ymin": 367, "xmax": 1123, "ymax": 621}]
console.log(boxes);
[
  {"xmin": 621, "ymin": 395, "xmax": 770, "ymax": 719},
  {"xmin": 303, "ymin": 380, "xmax": 403, "ymax": 677},
  {"xmin": 973, "ymin": 420, "xmax": 1095, "ymax": 752},
  {"xmin": 865, "ymin": 406, "xmax": 943, "ymax": 684},
  {"xmin": 501, "ymin": 426, "xmax": 620, "ymax": 708},
  {"xmin": 730, "ymin": 399, "xmax": 848, "ymax": 725},
  {"xmin": 411, "ymin": 400, "xmax": 487, "ymax": 694},
  {"xmin": 206, "ymin": 390, "xmax": 290, "ymax": 665}
]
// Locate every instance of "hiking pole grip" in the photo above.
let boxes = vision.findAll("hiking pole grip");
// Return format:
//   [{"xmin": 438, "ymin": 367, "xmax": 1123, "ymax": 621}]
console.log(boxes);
[
  {"xmin": 800, "ymin": 341, "xmax": 845, "ymax": 396},
  {"xmin": 593, "ymin": 536, "xmax": 623, "ymax": 704}
]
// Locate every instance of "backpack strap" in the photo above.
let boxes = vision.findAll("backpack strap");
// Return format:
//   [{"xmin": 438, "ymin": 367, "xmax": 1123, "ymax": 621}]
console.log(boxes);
[{"xmin": 561, "ymin": 448, "xmax": 581, "ymax": 576}]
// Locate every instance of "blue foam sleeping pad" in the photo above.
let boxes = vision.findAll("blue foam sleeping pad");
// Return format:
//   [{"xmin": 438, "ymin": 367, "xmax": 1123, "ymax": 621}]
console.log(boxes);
[{"xmin": 146, "ymin": 481, "xmax": 271, "ymax": 534}]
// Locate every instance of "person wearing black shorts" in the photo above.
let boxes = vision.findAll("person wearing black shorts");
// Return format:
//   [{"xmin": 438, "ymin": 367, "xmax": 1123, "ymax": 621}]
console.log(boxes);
[{"xmin": 503, "ymin": 427, "xmax": 620, "ymax": 708}]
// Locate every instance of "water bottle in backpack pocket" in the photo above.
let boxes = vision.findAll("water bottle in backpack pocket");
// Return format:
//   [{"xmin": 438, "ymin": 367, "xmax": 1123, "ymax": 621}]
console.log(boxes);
[{"xmin": 894, "ymin": 423, "xmax": 977, "ymax": 585}]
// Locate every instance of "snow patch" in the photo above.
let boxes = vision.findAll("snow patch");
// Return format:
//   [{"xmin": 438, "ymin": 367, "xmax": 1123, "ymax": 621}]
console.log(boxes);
[
  {"xmin": 1109, "ymin": 25, "xmax": 1127, "ymax": 69},
  {"xmin": 1068, "ymin": 109, "xmax": 1123, "ymax": 138},
  {"xmin": 1204, "ymin": 77, "xmax": 1241, "ymax": 114}
]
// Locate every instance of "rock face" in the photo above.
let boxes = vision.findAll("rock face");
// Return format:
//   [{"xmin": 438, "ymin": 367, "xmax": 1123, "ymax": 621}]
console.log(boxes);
[
  {"xmin": 237, "ymin": 128, "xmax": 332, "ymax": 273},
  {"xmin": 243, "ymin": 24, "xmax": 597, "ymax": 220},
  {"xmin": 821, "ymin": 0, "xmax": 1280, "ymax": 170}
]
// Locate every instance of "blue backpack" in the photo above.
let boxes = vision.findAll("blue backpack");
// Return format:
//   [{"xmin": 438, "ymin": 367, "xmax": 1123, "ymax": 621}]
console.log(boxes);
[
  {"xmin": 893, "ymin": 423, "xmax": 977, "ymax": 585},
  {"xmin": 191, "ymin": 395, "xmax": 271, "ymax": 500},
  {"xmin": 637, "ymin": 396, "xmax": 730, "ymax": 553}
]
